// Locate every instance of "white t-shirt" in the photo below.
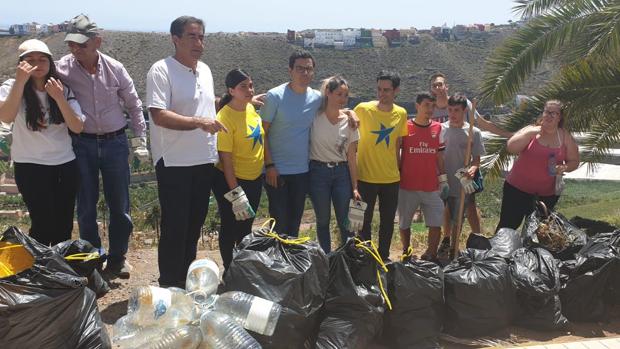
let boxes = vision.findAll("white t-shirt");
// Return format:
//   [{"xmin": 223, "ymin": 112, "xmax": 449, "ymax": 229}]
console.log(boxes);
[
  {"xmin": 146, "ymin": 57, "xmax": 218, "ymax": 167},
  {"xmin": 309, "ymin": 112, "xmax": 360, "ymax": 163},
  {"xmin": 0, "ymin": 79, "xmax": 84, "ymax": 165}
]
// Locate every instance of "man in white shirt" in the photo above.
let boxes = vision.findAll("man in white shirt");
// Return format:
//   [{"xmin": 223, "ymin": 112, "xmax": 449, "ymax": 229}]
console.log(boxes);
[{"xmin": 146, "ymin": 16, "xmax": 226, "ymax": 288}]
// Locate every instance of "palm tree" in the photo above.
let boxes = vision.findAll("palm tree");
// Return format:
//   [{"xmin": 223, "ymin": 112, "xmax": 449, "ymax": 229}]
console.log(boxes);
[{"xmin": 480, "ymin": 0, "xmax": 620, "ymax": 177}]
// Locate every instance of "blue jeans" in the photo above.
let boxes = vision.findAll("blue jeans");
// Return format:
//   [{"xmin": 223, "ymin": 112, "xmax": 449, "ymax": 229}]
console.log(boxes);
[
  {"xmin": 309, "ymin": 161, "xmax": 353, "ymax": 253},
  {"xmin": 72, "ymin": 132, "xmax": 132, "ymax": 264},
  {"xmin": 264, "ymin": 172, "xmax": 309, "ymax": 237}
]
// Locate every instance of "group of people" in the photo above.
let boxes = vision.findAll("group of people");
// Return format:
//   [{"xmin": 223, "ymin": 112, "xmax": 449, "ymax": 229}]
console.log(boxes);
[{"xmin": 0, "ymin": 14, "xmax": 580, "ymax": 288}]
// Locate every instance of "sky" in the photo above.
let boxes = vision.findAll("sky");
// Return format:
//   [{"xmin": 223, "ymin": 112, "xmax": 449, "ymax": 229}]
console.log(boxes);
[{"xmin": 2, "ymin": 0, "xmax": 522, "ymax": 33}]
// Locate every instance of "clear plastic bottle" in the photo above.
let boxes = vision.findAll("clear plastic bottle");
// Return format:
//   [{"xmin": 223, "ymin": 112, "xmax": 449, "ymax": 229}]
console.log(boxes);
[
  {"xmin": 113, "ymin": 322, "xmax": 161, "ymax": 348},
  {"xmin": 199, "ymin": 311, "xmax": 262, "ymax": 349},
  {"xmin": 126, "ymin": 286, "xmax": 194, "ymax": 327},
  {"xmin": 135, "ymin": 324, "xmax": 203, "ymax": 349},
  {"xmin": 186, "ymin": 258, "xmax": 220, "ymax": 304},
  {"xmin": 548, "ymin": 153, "xmax": 557, "ymax": 176},
  {"xmin": 212, "ymin": 291, "xmax": 281, "ymax": 336}
]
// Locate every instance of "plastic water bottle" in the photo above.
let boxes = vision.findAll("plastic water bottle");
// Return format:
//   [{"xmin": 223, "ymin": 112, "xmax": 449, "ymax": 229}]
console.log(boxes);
[
  {"xmin": 186, "ymin": 258, "xmax": 220, "ymax": 303},
  {"xmin": 199, "ymin": 311, "xmax": 262, "ymax": 349},
  {"xmin": 134, "ymin": 324, "xmax": 203, "ymax": 349},
  {"xmin": 548, "ymin": 153, "xmax": 557, "ymax": 176},
  {"xmin": 126, "ymin": 286, "xmax": 194, "ymax": 326},
  {"xmin": 212, "ymin": 291, "xmax": 282, "ymax": 336},
  {"xmin": 113, "ymin": 322, "xmax": 161, "ymax": 348}
]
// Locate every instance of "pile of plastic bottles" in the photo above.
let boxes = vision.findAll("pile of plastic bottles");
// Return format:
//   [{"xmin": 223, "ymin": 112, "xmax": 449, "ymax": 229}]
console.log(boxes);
[{"xmin": 112, "ymin": 258, "xmax": 281, "ymax": 349}]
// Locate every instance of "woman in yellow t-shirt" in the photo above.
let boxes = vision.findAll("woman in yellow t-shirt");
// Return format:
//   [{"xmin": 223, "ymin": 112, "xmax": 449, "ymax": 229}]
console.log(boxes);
[{"xmin": 212, "ymin": 69, "xmax": 264, "ymax": 270}]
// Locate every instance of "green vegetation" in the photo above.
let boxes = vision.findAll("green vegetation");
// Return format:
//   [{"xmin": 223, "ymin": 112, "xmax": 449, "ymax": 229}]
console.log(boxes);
[{"xmin": 481, "ymin": 0, "xmax": 620, "ymax": 178}]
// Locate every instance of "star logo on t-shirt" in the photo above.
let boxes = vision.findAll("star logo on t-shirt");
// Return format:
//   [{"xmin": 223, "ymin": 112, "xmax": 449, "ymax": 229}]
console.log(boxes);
[
  {"xmin": 246, "ymin": 123, "xmax": 263, "ymax": 149},
  {"xmin": 371, "ymin": 123, "xmax": 395, "ymax": 146}
]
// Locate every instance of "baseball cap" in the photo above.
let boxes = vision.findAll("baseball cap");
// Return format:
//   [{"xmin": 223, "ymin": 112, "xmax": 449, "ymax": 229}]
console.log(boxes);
[
  {"xmin": 18, "ymin": 39, "xmax": 53, "ymax": 58},
  {"xmin": 64, "ymin": 14, "xmax": 99, "ymax": 44}
]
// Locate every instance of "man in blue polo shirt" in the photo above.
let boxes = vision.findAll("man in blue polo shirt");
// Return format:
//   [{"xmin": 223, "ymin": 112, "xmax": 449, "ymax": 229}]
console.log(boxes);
[{"xmin": 260, "ymin": 50, "xmax": 322, "ymax": 236}]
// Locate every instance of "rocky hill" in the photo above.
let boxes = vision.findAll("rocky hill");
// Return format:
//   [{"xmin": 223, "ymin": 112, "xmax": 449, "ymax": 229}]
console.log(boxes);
[{"xmin": 0, "ymin": 29, "xmax": 555, "ymax": 112}]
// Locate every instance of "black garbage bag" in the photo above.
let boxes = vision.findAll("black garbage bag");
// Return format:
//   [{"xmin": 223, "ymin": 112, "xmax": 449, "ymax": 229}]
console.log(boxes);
[
  {"xmin": 510, "ymin": 248, "xmax": 568, "ymax": 330},
  {"xmin": 223, "ymin": 227, "xmax": 329, "ymax": 349},
  {"xmin": 590, "ymin": 230, "xmax": 620, "ymax": 304},
  {"xmin": 570, "ymin": 216, "xmax": 617, "ymax": 237},
  {"xmin": 0, "ymin": 226, "xmax": 110, "ymax": 349},
  {"xmin": 443, "ymin": 248, "xmax": 514, "ymax": 338},
  {"xmin": 522, "ymin": 204, "xmax": 588, "ymax": 260},
  {"xmin": 559, "ymin": 238, "xmax": 620, "ymax": 321},
  {"xmin": 315, "ymin": 239, "xmax": 388, "ymax": 349},
  {"xmin": 383, "ymin": 257, "xmax": 443, "ymax": 349},
  {"xmin": 465, "ymin": 233, "xmax": 491, "ymax": 250},
  {"xmin": 489, "ymin": 228, "xmax": 523, "ymax": 259},
  {"xmin": 53, "ymin": 239, "xmax": 110, "ymax": 298}
]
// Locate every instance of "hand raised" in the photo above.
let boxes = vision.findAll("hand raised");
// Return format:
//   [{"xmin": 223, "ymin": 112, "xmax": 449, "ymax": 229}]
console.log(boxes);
[
  {"xmin": 15, "ymin": 61, "xmax": 37, "ymax": 85},
  {"xmin": 44, "ymin": 77, "xmax": 64, "ymax": 101}
]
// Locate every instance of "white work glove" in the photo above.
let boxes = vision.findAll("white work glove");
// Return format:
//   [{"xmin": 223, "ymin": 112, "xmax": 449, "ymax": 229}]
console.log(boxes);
[
  {"xmin": 455, "ymin": 167, "xmax": 479, "ymax": 194},
  {"xmin": 438, "ymin": 174, "xmax": 450, "ymax": 200},
  {"xmin": 347, "ymin": 199, "xmax": 367, "ymax": 232},
  {"xmin": 130, "ymin": 137, "xmax": 150, "ymax": 167},
  {"xmin": 224, "ymin": 186, "xmax": 255, "ymax": 221}
]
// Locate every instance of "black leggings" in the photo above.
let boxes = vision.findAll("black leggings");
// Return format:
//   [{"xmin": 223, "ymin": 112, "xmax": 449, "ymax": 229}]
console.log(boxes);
[
  {"xmin": 213, "ymin": 170, "xmax": 263, "ymax": 270},
  {"xmin": 496, "ymin": 181, "xmax": 559, "ymax": 232},
  {"xmin": 357, "ymin": 180, "xmax": 399, "ymax": 259},
  {"xmin": 14, "ymin": 160, "xmax": 78, "ymax": 246}
]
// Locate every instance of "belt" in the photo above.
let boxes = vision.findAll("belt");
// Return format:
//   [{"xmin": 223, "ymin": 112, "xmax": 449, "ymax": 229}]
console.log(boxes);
[
  {"xmin": 72, "ymin": 126, "xmax": 127, "ymax": 139},
  {"xmin": 311, "ymin": 160, "xmax": 347, "ymax": 168}
]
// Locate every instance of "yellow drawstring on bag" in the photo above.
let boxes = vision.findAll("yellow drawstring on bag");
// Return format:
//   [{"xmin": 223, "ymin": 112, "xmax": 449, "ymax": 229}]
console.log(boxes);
[
  {"xmin": 0, "ymin": 242, "xmax": 35, "ymax": 278},
  {"xmin": 354, "ymin": 238, "xmax": 393, "ymax": 310},
  {"xmin": 64, "ymin": 252, "xmax": 100, "ymax": 262},
  {"xmin": 401, "ymin": 246, "xmax": 414, "ymax": 262},
  {"xmin": 260, "ymin": 218, "xmax": 310, "ymax": 245}
]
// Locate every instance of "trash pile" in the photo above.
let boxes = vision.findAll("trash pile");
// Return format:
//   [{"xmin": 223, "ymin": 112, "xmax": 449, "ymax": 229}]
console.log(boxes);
[
  {"xmin": 0, "ymin": 227, "xmax": 110, "ymax": 349},
  {"xmin": 2, "ymin": 201, "xmax": 619, "ymax": 349}
]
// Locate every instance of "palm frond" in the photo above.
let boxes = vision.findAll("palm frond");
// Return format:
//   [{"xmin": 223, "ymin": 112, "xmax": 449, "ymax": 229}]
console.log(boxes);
[
  {"xmin": 514, "ymin": 0, "xmax": 610, "ymax": 19},
  {"xmin": 479, "ymin": 9, "xmax": 585, "ymax": 104}
]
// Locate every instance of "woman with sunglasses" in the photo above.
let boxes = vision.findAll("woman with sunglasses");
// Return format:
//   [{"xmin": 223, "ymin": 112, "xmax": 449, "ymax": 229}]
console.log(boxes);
[
  {"xmin": 0, "ymin": 39, "xmax": 84, "ymax": 245},
  {"xmin": 212, "ymin": 69, "xmax": 264, "ymax": 270},
  {"xmin": 496, "ymin": 100, "xmax": 579, "ymax": 231}
]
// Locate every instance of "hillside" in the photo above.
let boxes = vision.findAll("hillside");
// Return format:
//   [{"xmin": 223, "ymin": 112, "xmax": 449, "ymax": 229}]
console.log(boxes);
[{"xmin": 0, "ymin": 30, "xmax": 555, "ymax": 111}]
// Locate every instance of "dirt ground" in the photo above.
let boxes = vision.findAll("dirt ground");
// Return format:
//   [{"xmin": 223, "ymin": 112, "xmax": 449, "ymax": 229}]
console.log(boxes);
[{"xmin": 97, "ymin": 242, "xmax": 620, "ymax": 349}]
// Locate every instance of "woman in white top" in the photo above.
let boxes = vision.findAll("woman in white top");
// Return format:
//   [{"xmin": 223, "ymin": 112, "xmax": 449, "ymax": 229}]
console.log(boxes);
[
  {"xmin": 0, "ymin": 39, "xmax": 84, "ymax": 246},
  {"xmin": 309, "ymin": 76, "xmax": 361, "ymax": 253}
]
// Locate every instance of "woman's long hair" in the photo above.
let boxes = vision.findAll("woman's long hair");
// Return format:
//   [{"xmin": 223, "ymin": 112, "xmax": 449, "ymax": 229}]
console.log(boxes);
[
  {"xmin": 218, "ymin": 68, "xmax": 251, "ymax": 111},
  {"xmin": 20, "ymin": 54, "xmax": 65, "ymax": 131},
  {"xmin": 319, "ymin": 75, "xmax": 348, "ymax": 113}
]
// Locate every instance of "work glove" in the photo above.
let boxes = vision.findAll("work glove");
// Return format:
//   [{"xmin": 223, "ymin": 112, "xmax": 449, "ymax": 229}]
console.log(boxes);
[
  {"xmin": 224, "ymin": 186, "xmax": 255, "ymax": 221},
  {"xmin": 455, "ymin": 167, "xmax": 479, "ymax": 194},
  {"xmin": 347, "ymin": 199, "xmax": 367, "ymax": 232},
  {"xmin": 438, "ymin": 174, "xmax": 450, "ymax": 200},
  {"xmin": 130, "ymin": 137, "xmax": 150, "ymax": 168}
]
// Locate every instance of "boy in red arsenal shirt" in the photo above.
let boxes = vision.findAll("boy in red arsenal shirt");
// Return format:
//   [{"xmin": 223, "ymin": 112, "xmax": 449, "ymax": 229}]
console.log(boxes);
[{"xmin": 399, "ymin": 92, "xmax": 448, "ymax": 261}]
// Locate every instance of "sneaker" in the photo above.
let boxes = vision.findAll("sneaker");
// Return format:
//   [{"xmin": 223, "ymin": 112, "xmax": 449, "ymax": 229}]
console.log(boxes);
[
  {"xmin": 437, "ymin": 237, "xmax": 451, "ymax": 261},
  {"xmin": 104, "ymin": 260, "xmax": 132, "ymax": 279}
]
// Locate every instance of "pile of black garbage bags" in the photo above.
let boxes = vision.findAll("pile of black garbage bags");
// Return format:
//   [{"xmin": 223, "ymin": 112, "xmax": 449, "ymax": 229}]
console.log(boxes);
[
  {"xmin": 0, "ymin": 227, "xmax": 110, "ymax": 349},
  {"xmin": 221, "ymin": 210, "xmax": 619, "ymax": 349}
]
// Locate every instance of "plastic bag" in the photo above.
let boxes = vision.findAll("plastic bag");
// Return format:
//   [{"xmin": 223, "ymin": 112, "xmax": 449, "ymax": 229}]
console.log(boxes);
[
  {"xmin": 522, "ymin": 203, "xmax": 587, "ymax": 260},
  {"xmin": 383, "ymin": 256, "xmax": 443, "ymax": 349},
  {"xmin": 223, "ymin": 225, "xmax": 328, "ymax": 349},
  {"xmin": 570, "ymin": 216, "xmax": 617, "ymax": 237},
  {"xmin": 489, "ymin": 228, "xmax": 523, "ymax": 259},
  {"xmin": 443, "ymin": 248, "xmax": 514, "ymax": 338},
  {"xmin": 559, "ymin": 238, "xmax": 620, "ymax": 321},
  {"xmin": 314, "ymin": 239, "xmax": 388, "ymax": 349},
  {"xmin": 53, "ymin": 239, "xmax": 110, "ymax": 298},
  {"xmin": 0, "ymin": 226, "xmax": 110, "ymax": 349},
  {"xmin": 509, "ymin": 248, "xmax": 568, "ymax": 330}
]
